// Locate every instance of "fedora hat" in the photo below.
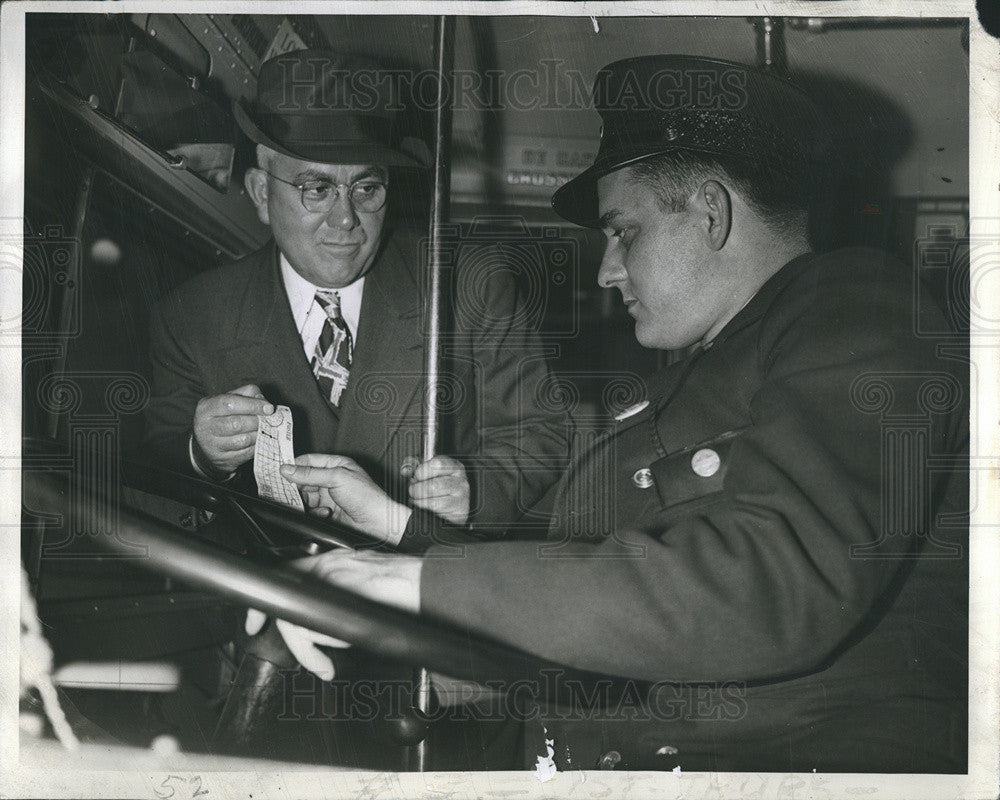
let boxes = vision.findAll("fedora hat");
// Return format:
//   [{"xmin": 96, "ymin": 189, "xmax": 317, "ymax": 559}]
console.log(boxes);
[
  {"xmin": 234, "ymin": 49, "xmax": 428, "ymax": 168},
  {"xmin": 551, "ymin": 55, "xmax": 835, "ymax": 227}
]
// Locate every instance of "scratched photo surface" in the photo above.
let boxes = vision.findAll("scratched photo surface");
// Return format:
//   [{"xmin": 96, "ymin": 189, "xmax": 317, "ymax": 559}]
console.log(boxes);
[{"xmin": 3, "ymin": 4, "xmax": 997, "ymax": 800}]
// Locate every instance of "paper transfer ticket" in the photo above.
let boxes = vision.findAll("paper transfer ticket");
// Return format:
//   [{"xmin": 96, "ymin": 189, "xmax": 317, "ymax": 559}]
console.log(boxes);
[{"xmin": 253, "ymin": 404, "xmax": 304, "ymax": 511}]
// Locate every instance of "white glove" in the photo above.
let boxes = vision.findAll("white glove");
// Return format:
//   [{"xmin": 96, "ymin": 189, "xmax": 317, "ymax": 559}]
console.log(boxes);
[{"xmin": 244, "ymin": 609, "xmax": 350, "ymax": 682}]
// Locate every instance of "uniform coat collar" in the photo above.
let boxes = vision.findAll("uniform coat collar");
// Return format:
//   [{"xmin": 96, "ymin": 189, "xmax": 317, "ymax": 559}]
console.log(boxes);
[
  {"xmin": 645, "ymin": 251, "xmax": 816, "ymax": 417},
  {"xmin": 710, "ymin": 250, "xmax": 816, "ymax": 348}
]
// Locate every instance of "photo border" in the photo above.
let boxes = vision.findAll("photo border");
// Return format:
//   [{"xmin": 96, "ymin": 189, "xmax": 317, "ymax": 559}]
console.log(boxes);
[{"xmin": 2, "ymin": 2, "xmax": 996, "ymax": 798}]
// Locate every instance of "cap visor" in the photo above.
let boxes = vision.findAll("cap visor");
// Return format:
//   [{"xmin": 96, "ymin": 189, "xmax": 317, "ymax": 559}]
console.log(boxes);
[
  {"xmin": 551, "ymin": 165, "xmax": 605, "ymax": 228},
  {"xmin": 552, "ymin": 145, "xmax": 729, "ymax": 227}
]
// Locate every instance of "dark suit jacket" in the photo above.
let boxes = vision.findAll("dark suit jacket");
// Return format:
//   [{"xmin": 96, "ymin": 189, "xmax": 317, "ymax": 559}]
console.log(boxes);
[
  {"xmin": 420, "ymin": 248, "xmax": 968, "ymax": 772},
  {"xmin": 144, "ymin": 226, "xmax": 569, "ymax": 529}
]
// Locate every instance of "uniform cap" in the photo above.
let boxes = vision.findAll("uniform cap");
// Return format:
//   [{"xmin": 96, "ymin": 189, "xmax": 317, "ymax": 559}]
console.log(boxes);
[{"xmin": 551, "ymin": 55, "xmax": 834, "ymax": 227}]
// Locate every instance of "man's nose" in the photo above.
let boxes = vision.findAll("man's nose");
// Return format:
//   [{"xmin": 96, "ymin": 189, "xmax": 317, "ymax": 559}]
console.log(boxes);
[
  {"xmin": 325, "ymin": 192, "xmax": 359, "ymax": 230},
  {"xmin": 597, "ymin": 244, "xmax": 624, "ymax": 289}
]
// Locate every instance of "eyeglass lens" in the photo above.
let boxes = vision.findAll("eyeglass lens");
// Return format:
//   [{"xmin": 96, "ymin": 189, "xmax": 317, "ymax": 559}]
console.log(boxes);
[{"xmin": 300, "ymin": 181, "xmax": 387, "ymax": 213}]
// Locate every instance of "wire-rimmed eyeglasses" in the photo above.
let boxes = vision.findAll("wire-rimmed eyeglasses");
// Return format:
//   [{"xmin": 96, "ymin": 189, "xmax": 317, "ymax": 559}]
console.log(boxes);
[{"xmin": 263, "ymin": 171, "xmax": 389, "ymax": 214}]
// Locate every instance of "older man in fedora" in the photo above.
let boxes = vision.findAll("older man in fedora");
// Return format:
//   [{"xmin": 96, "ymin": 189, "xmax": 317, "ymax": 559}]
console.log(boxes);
[
  {"xmin": 267, "ymin": 55, "xmax": 968, "ymax": 773},
  {"xmin": 144, "ymin": 50, "xmax": 568, "ymax": 539}
]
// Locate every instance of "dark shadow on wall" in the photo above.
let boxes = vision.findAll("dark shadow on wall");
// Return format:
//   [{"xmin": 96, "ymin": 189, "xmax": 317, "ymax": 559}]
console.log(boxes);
[{"xmin": 790, "ymin": 69, "xmax": 918, "ymax": 256}]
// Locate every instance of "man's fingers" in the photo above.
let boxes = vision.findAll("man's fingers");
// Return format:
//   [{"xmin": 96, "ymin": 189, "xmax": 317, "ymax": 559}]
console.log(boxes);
[
  {"xmin": 294, "ymin": 453, "xmax": 360, "ymax": 470},
  {"xmin": 246, "ymin": 610, "xmax": 350, "ymax": 681},
  {"xmin": 280, "ymin": 464, "xmax": 331, "ymax": 486},
  {"xmin": 284, "ymin": 625, "xmax": 352, "ymax": 649},
  {"xmin": 284, "ymin": 636, "xmax": 335, "ymax": 681},
  {"xmin": 409, "ymin": 476, "xmax": 465, "ymax": 500},
  {"xmin": 210, "ymin": 393, "xmax": 274, "ymax": 417},
  {"xmin": 281, "ymin": 463, "xmax": 355, "ymax": 487},
  {"xmin": 288, "ymin": 550, "xmax": 423, "ymax": 614},
  {"xmin": 214, "ymin": 430, "xmax": 258, "ymax": 452},
  {"xmin": 275, "ymin": 620, "xmax": 348, "ymax": 682},
  {"xmin": 231, "ymin": 383, "xmax": 266, "ymax": 400},
  {"xmin": 190, "ymin": 388, "xmax": 273, "ymax": 473},
  {"xmin": 245, "ymin": 608, "xmax": 267, "ymax": 636},
  {"xmin": 288, "ymin": 645, "xmax": 335, "ymax": 682},
  {"xmin": 399, "ymin": 456, "xmax": 420, "ymax": 479},
  {"xmin": 210, "ymin": 413, "xmax": 261, "ymax": 436},
  {"xmin": 411, "ymin": 456, "xmax": 464, "ymax": 482}
]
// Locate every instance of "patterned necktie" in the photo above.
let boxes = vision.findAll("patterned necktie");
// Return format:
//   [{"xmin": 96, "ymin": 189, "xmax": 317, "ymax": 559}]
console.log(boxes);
[{"xmin": 312, "ymin": 288, "xmax": 353, "ymax": 408}]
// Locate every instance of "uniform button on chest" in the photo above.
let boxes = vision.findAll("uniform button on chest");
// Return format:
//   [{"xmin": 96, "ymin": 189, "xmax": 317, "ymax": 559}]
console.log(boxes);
[
  {"xmin": 632, "ymin": 467, "xmax": 654, "ymax": 489},
  {"xmin": 691, "ymin": 448, "xmax": 721, "ymax": 477},
  {"xmin": 598, "ymin": 749, "xmax": 622, "ymax": 769}
]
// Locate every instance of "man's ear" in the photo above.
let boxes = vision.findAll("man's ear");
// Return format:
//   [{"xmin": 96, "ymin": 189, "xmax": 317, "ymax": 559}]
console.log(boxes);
[
  {"xmin": 699, "ymin": 180, "xmax": 732, "ymax": 252},
  {"xmin": 244, "ymin": 167, "xmax": 270, "ymax": 226}
]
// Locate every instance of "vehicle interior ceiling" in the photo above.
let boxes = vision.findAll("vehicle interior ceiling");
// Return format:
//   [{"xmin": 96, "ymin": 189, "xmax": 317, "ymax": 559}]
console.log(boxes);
[{"xmin": 20, "ymin": 12, "xmax": 970, "ymax": 760}]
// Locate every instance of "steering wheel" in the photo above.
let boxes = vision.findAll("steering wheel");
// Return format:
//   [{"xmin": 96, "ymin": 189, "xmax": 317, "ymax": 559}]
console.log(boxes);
[
  {"xmin": 126, "ymin": 446, "xmax": 384, "ymax": 557},
  {"xmin": 23, "ymin": 439, "xmax": 629, "ymax": 767},
  {"xmin": 21, "ymin": 448, "xmax": 537, "ymax": 684}
]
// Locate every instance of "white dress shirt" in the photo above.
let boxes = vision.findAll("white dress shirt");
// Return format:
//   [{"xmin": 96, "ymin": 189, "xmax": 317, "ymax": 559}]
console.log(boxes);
[
  {"xmin": 189, "ymin": 254, "xmax": 365, "ymax": 478},
  {"xmin": 279, "ymin": 253, "xmax": 364, "ymax": 360}
]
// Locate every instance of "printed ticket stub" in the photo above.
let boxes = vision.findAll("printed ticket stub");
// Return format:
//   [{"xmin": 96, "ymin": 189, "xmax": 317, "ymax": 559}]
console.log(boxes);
[{"xmin": 253, "ymin": 404, "xmax": 304, "ymax": 511}]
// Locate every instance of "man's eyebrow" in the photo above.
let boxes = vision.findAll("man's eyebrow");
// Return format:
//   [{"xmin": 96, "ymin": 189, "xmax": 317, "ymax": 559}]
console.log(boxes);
[
  {"xmin": 291, "ymin": 168, "xmax": 333, "ymax": 183},
  {"xmin": 291, "ymin": 166, "xmax": 387, "ymax": 183},
  {"xmin": 352, "ymin": 166, "xmax": 388, "ymax": 182},
  {"xmin": 599, "ymin": 209, "xmax": 623, "ymax": 229}
]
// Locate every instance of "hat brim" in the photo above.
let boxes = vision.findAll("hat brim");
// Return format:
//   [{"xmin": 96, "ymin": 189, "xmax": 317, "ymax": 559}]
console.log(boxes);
[
  {"xmin": 552, "ymin": 145, "xmax": 709, "ymax": 228},
  {"xmin": 233, "ymin": 100, "xmax": 427, "ymax": 169}
]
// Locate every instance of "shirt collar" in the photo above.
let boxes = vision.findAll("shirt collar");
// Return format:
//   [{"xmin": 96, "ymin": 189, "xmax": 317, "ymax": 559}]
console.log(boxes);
[{"xmin": 278, "ymin": 252, "xmax": 365, "ymax": 332}]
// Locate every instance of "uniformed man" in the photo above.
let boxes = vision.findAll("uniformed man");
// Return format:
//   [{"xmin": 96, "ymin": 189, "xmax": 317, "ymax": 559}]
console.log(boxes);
[{"xmin": 262, "ymin": 55, "xmax": 969, "ymax": 773}]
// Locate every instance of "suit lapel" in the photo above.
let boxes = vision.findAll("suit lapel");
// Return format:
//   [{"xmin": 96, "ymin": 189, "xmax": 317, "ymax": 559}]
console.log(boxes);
[
  {"xmin": 229, "ymin": 243, "xmax": 341, "ymax": 452},
  {"xmin": 335, "ymin": 229, "xmax": 425, "ymax": 468}
]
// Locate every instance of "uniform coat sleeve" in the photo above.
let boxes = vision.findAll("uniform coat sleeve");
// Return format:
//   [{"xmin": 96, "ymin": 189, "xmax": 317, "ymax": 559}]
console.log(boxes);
[{"xmin": 419, "ymin": 250, "xmax": 965, "ymax": 683}]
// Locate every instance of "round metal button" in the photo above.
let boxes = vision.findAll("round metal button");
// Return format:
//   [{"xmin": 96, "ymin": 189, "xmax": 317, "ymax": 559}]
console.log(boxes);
[
  {"xmin": 598, "ymin": 749, "xmax": 622, "ymax": 770},
  {"xmin": 632, "ymin": 467, "xmax": 654, "ymax": 489},
  {"xmin": 691, "ymin": 448, "xmax": 721, "ymax": 477}
]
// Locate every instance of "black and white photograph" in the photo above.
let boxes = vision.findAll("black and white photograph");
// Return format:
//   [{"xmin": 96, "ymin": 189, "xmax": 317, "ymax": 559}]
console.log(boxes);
[{"xmin": 2, "ymin": 2, "xmax": 998, "ymax": 798}]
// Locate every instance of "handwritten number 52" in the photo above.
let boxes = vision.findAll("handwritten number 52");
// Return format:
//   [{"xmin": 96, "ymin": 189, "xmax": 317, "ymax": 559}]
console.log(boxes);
[{"xmin": 153, "ymin": 775, "xmax": 209, "ymax": 799}]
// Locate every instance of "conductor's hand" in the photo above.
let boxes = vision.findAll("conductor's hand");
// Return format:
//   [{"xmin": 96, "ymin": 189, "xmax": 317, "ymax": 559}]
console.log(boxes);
[
  {"xmin": 401, "ymin": 456, "xmax": 470, "ymax": 526},
  {"xmin": 244, "ymin": 609, "xmax": 350, "ymax": 682},
  {"xmin": 298, "ymin": 549, "xmax": 422, "ymax": 614},
  {"xmin": 281, "ymin": 454, "xmax": 412, "ymax": 545},
  {"xmin": 192, "ymin": 384, "xmax": 274, "ymax": 476}
]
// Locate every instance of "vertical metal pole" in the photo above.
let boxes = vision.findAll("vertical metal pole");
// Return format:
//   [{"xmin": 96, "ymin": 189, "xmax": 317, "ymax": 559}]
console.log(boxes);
[
  {"xmin": 422, "ymin": 16, "xmax": 456, "ymax": 461},
  {"xmin": 749, "ymin": 16, "xmax": 787, "ymax": 73},
  {"xmin": 412, "ymin": 15, "xmax": 455, "ymax": 773}
]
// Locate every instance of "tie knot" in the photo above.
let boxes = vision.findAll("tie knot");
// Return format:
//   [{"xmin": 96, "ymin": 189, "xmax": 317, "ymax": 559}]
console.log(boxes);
[{"xmin": 315, "ymin": 288, "xmax": 342, "ymax": 316}]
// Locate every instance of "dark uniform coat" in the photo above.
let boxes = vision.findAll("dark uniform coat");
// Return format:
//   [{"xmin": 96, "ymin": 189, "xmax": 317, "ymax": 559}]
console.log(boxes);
[
  {"xmin": 419, "ymin": 247, "xmax": 968, "ymax": 772},
  {"xmin": 144, "ymin": 226, "xmax": 569, "ymax": 529}
]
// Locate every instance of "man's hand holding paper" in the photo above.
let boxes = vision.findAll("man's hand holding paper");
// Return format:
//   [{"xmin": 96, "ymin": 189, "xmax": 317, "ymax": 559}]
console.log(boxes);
[{"xmin": 191, "ymin": 383, "xmax": 274, "ymax": 476}]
